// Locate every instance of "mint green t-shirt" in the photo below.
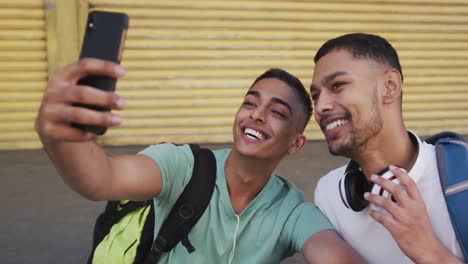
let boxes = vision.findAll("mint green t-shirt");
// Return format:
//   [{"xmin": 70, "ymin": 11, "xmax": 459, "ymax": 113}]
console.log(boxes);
[{"xmin": 139, "ymin": 143, "xmax": 333, "ymax": 263}]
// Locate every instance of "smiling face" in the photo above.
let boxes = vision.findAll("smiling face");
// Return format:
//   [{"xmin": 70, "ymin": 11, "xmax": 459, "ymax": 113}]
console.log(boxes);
[
  {"xmin": 232, "ymin": 77, "xmax": 307, "ymax": 161},
  {"xmin": 310, "ymin": 49, "xmax": 386, "ymax": 157}
]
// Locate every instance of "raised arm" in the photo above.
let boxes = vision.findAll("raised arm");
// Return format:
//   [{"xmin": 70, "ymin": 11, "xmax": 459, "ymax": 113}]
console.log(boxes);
[
  {"xmin": 303, "ymin": 230, "xmax": 366, "ymax": 264},
  {"xmin": 35, "ymin": 58, "xmax": 162, "ymax": 201}
]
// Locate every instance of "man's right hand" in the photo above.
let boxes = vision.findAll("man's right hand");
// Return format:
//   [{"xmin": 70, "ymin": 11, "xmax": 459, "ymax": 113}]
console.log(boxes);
[{"xmin": 35, "ymin": 58, "xmax": 126, "ymax": 143}]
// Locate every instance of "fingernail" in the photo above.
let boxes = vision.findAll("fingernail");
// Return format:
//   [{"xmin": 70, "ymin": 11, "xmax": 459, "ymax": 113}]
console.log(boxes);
[
  {"xmin": 364, "ymin": 192, "xmax": 370, "ymax": 199},
  {"xmin": 389, "ymin": 164, "xmax": 397, "ymax": 170},
  {"xmin": 114, "ymin": 65, "xmax": 125, "ymax": 76},
  {"xmin": 371, "ymin": 174, "xmax": 378, "ymax": 181},
  {"xmin": 111, "ymin": 115, "xmax": 122, "ymax": 126},
  {"xmin": 115, "ymin": 98, "xmax": 126, "ymax": 109}
]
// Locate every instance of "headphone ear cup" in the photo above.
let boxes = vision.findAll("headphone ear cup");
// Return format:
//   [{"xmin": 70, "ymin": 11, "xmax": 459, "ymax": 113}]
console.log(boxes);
[
  {"xmin": 369, "ymin": 167, "xmax": 406, "ymax": 210},
  {"xmin": 345, "ymin": 170, "xmax": 372, "ymax": 212},
  {"xmin": 340, "ymin": 163, "xmax": 407, "ymax": 212}
]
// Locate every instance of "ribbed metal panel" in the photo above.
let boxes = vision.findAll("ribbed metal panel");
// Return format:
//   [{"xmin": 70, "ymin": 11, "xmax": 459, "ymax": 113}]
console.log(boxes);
[
  {"xmin": 84, "ymin": 0, "xmax": 468, "ymax": 146},
  {"xmin": 2, "ymin": 0, "xmax": 467, "ymax": 149},
  {"xmin": 0, "ymin": 0, "xmax": 46, "ymax": 149}
]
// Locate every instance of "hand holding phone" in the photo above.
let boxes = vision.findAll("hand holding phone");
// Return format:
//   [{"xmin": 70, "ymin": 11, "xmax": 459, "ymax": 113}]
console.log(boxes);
[{"xmin": 72, "ymin": 10, "xmax": 129, "ymax": 135}]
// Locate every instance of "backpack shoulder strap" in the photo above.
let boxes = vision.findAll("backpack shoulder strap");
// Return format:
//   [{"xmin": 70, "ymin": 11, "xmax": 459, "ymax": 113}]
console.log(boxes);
[
  {"xmin": 426, "ymin": 131, "xmax": 468, "ymax": 260},
  {"xmin": 144, "ymin": 144, "xmax": 217, "ymax": 263}
]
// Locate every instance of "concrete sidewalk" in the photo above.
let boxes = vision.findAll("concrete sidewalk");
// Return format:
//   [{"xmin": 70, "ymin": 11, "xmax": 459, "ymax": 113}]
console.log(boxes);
[{"xmin": 1, "ymin": 141, "xmax": 347, "ymax": 264}]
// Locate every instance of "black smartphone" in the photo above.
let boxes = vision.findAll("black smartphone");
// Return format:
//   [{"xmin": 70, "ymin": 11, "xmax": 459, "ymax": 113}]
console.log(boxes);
[{"xmin": 72, "ymin": 10, "xmax": 129, "ymax": 135}]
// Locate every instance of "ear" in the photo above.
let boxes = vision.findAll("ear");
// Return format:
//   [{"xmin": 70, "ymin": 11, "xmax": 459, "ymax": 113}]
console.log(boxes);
[
  {"xmin": 288, "ymin": 134, "xmax": 307, "ymax": 155},
  {"xmin": 383, "ymin": 69, "xmax": 402, "ymax": 104}
]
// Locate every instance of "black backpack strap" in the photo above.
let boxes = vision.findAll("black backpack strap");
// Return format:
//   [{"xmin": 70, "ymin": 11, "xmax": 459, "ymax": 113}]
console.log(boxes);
[
  {"xmin": 144, "ymin": 144, "xmax": 217, "ymax": 263},
  {"xmin": 133, "ymin": 202, "xmax": 156, "ymax": 264}
]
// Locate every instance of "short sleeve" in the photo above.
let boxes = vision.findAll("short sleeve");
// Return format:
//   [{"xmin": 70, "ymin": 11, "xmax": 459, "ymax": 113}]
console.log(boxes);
[
  {"xmin": 138, "ymin": 143, "xmax": 194, "ymax": 203},
  {"xmin": 285, "ymin": 202, "xmax": 335, "ymax": 252}
]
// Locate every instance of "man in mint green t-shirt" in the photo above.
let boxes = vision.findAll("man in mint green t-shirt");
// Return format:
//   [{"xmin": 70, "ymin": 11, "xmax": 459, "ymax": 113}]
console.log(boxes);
[
  {"xmin": 36, "ymin": 58, "xmax": 364, "ymax": 263},
  {"xmin": 140, "ymin": 144, "xmax": 331, "ymax": 263}
]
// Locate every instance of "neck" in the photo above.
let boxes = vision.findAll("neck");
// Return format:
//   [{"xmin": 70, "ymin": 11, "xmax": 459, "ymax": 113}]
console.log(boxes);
[
  {"xmin": 224, "ymin": 150, "xmax": 280, "ymax": 214},
  {"xmin": 353, "ymin": 127, "xmax": 417, "ymax": 180}
]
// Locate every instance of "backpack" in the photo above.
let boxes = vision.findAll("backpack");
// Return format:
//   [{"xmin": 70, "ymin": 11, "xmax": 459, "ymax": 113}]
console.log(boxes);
[
  {"xmin": 87, "ymin": 144, "xmax": 217, "ymax": 264},
  {"xmin": 425, "ymin": 131, "xmax": 468, "ymax": 260}
]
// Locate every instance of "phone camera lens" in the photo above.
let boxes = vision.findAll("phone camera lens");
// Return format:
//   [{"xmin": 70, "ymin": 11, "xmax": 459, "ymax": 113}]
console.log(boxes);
[{"xmin": 88, "ymin": 13, "xmax": 95, "ymax": 29}]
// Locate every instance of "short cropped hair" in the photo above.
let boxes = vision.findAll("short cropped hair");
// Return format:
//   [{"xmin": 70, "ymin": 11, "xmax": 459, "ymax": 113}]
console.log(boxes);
[
  {"xmin": 250, "ymin": 68, "xmax": 312, "ymax": 131},
  {"xmin": 314, "ymin": 33, "xmax": 403, "ymax": 82}
]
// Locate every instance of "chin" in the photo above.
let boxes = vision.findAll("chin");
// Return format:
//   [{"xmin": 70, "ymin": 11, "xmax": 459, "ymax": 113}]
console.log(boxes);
[
  {"xmin": 233, "ymin": 137, "xmax": 254, "ymax": 154},
  {"xmin": 237, "ymin": 142, "xmax": 275, "ymax": 159},
  {"xmin": 236, "ymin": 147, "xmax": 262, "ymax": 160},
  {"xmin": 327, "ymin": 140, "xmax": 353, "ymax": 157}
]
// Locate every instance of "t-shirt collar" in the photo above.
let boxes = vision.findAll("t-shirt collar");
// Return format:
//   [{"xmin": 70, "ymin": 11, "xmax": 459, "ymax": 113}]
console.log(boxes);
[{"xmin": 406, "ymin": 130, "xmax": 425, "ymax": 184}]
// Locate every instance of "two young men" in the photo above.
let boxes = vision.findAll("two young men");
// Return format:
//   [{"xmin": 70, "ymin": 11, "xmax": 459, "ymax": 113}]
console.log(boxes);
[
  {"xmin": 311, "ymin": 33, "xmax": 464, "ymax": 263},
  {"xmin": 37, "ymin": 29, "xmax": 463, "ymax": 263},
  {"xmin": 35, "ymin": 60, "xmax": 362, "ymax": 262}
]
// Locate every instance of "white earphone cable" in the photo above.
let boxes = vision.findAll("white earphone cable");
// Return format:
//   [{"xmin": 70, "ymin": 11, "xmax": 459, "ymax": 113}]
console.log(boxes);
[{"xmin": 228, "ymin": 214, "xmax": 240, "ymax": 264}]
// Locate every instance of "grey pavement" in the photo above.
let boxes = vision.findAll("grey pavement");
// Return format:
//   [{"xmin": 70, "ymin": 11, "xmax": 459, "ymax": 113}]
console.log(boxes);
[{"xmin": 2, "ymin": 140, "xmax": 347, "ymax": 264}]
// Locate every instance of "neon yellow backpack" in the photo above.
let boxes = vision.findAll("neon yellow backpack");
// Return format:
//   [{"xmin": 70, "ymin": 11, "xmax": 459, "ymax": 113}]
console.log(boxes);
[{"xmin": 87, "ymin": 144, "xmax": 216, "ymax": 263}]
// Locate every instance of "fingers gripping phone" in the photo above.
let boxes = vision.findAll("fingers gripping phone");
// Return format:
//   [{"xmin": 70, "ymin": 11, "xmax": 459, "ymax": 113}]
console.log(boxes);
[{"xmin": 72, "ymin": 10, "xmax": 129, "ymax": 135}]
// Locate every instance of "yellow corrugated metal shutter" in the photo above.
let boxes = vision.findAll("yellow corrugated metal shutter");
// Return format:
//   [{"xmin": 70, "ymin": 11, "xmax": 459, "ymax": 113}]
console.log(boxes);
[
  {"xmin": 84, "ymin": 0, "xmax": 468, "ymax": 147},
  {"xmin": 2, "ymin": 0, "xmax": 466, "ymax": 149},
  {"xmin": 0, "ymin": 0, "xmax": 46, "ymax": 149}
]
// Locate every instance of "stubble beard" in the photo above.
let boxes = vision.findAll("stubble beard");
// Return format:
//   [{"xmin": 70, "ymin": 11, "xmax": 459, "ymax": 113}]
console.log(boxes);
[{"xmin": 328, "ymin": 85, "xmax": 383, "ymax": 158}]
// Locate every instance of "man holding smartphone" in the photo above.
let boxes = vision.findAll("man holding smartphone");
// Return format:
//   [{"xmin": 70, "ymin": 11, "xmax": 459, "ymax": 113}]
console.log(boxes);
[{"xmin": 35, "ymin": 59, "xmax": 364, "ymax": 263}]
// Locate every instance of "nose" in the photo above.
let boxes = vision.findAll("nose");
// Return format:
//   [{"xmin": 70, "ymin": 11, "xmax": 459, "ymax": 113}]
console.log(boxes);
[
  {"xmin": 250, "ymin": 106, "xmax": 266, "ymax": 123},
  {"xmin": 314, "ymin": 91, "xmax": 334, "ymax": 116}
]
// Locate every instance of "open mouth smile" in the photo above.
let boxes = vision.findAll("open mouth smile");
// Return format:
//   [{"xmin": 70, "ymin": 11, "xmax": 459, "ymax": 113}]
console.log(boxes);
[
  {"xmin": 244, "ymin": 127, "xmax": 267, "ymax": 141},
  {"xmin": 325, "ymin": 119, "xmax": 349, "ymax": 131}
]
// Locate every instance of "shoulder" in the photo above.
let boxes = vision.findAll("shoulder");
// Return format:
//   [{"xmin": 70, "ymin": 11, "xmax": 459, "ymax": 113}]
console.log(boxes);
[
  {"xmin": 290, "ymin": 202, "xmax": 332, "ymax": 224},
  {"xmin": 138, "ymin": 143, "xmax": 193, "ymax": 161},
  {"xmin": 268, "ymin": 176, "xmax": 332, "ymax": 224},
  {"xmin": 409, "ymin": 131, "xmax": 438, "ymax": 179},
  {"xmin": 314, "ymin": 164, "xmax": 347, "ymax": 215},
  {"xmin": 271, "ymin": 175, "xmax": 306, "ymax": 202},
  {"xmin": 137, "ymin": 143, "xmax": 197, "ymax": 173},
  {"xmin": 138, "ymin": 144, "xmax": 195, "ymax": 201},
  {"xmin": 316, "ymin": 165, "xmax": 348, "ymax": 193},
  {"xmin": 409, "ymin": 130, "xmax": 436, "ymax": 163},
  {"xmin": 283, "ymin": 201, "xmax": 335, "ymax": 252},
  {"xmin": 420, "ymin": 139, "xmax": 436, "ymax": 159}
]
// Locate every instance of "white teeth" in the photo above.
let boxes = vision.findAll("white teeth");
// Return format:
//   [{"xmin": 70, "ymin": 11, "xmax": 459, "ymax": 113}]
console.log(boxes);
[
  {"xmin": 325, "ymin": 119, "xmax": 348, "ymax": 131},
  {"xmin": 244, "ymin": 128, "xmax": 265, "ymax": 140}
]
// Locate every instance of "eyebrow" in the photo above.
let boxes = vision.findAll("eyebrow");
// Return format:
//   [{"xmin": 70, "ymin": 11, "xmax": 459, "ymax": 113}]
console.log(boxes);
[
  {"xmin": 310, "ymin": 71, "xmax": 349, "ymax": 92},
  {"xmin": 246, "ymin": 90, "xmax": 293, "ymax": 114}
]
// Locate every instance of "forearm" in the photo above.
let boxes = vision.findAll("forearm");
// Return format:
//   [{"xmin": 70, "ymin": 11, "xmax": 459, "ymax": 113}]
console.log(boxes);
[
  {"xmin": 35, "ymin": 59, "xmax": 141, "ymax": 201},
  {"xmin": 303, "ymin": 230, "xmax": 366, "ymax": 264},
  {"xmin": 42, "ymin": 140, "xmax": 113, "ymax": 200},
  {"xmin": 413, "ymin": 240, "xmax": 464, "ymax": 264}
]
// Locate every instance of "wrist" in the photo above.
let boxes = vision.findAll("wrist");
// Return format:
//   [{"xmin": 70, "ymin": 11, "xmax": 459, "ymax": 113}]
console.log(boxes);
[{"xmin": 415, "ymin": 241, "xmax": 461, "ymax": 264}]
